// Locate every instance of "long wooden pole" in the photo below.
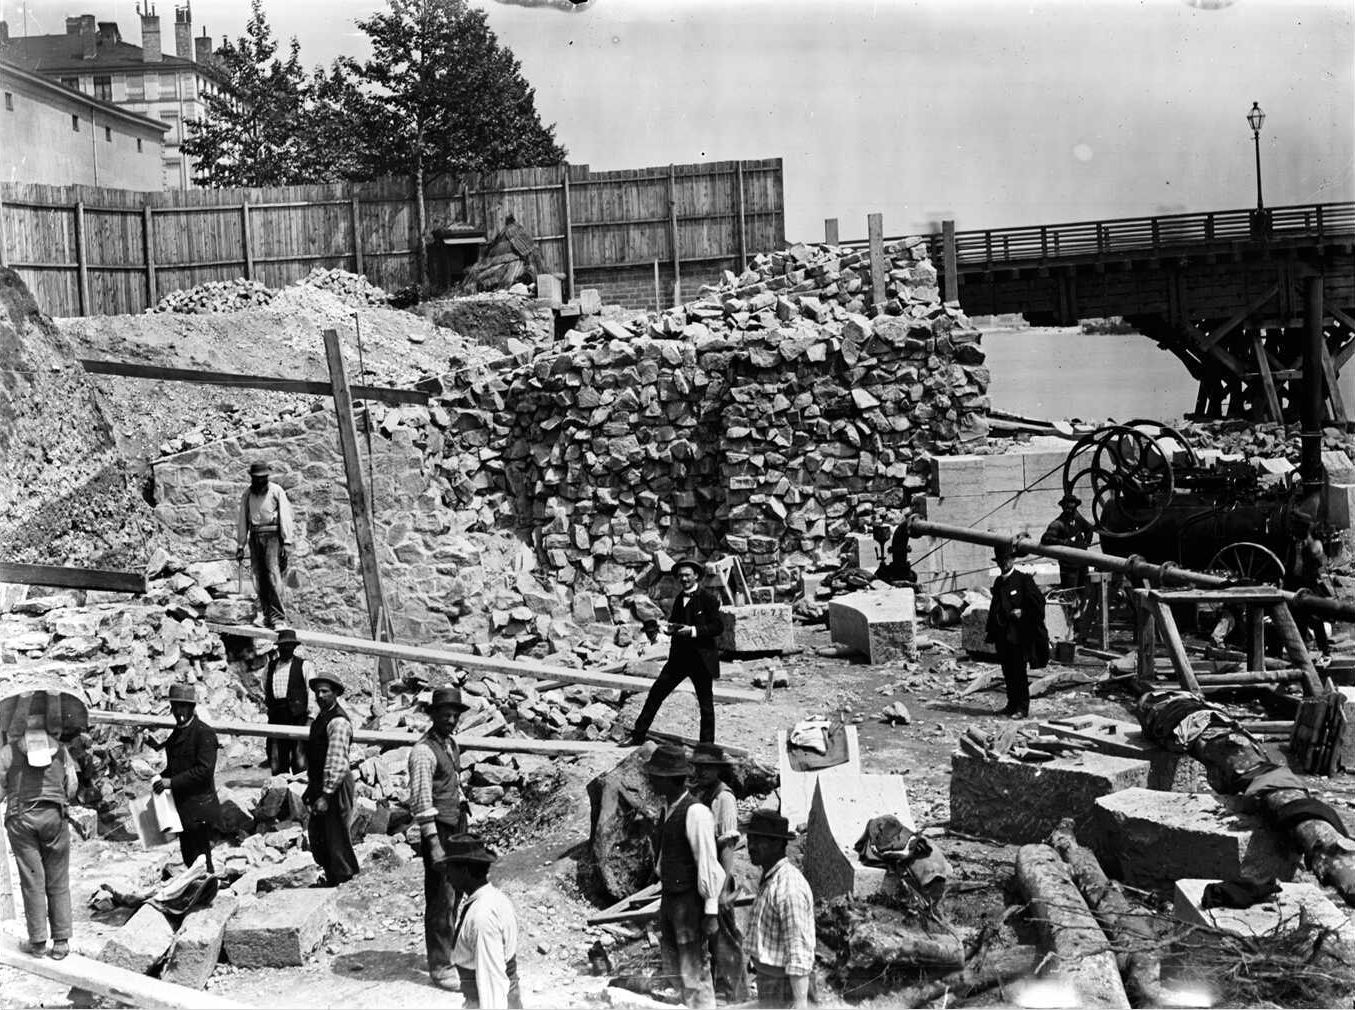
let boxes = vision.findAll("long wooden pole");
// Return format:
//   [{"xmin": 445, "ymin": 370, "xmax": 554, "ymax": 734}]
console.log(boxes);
[
  {"xmin": 942, "ymin": 219, "xmax": 958, "ymax": 303},
  {"xmin": 349, "ymin": 192, "xmax": 364, "ymax": 276},
  {"xmin": 668, "ymin": 164, "xmax": 681, "ymax": 307},
  {"xmin": 74, "ymin": 200, "xmax": 89, "ymax": 317},
  {"xmin": 240, "ymin": 200, "xmax": 253, "ymax": 281},
  {"xmin": 561, "ymin": 165, "xmax": 575, "ymax": 301},
  {"xmin": 867, "ymin": 212, "xmax": 886, "ymax": 309},
  {"xmin": 734, "ymin": 161, "xmax": 747, "ymax": 270},
  {"xmin": 142, "ymin": 205, "xmax": 156, "ymax": 307}
]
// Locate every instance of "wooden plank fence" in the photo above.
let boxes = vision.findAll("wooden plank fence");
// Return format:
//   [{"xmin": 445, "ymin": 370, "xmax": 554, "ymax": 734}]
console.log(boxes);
[{"xmin": 0, "ymin": 158, "xmax": 785, "ymax": 317}]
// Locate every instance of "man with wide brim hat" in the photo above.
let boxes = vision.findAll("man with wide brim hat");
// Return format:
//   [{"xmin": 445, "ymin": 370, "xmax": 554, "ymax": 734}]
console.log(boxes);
[
  {"xmin": 1041, "ymin": 492, "xmax": 1094, "ymax": 596},
  {"xmin": 690, "ymin": 744, "xmax": 748, "ymax": 1003},
  {"xmin": 156, "ymin": 683, "xmax": 221, "ymax": 876},
  {"xmin": 410, "ymin": 685, "xmax": 473, "ymax": 990},
  {"xmin": 443, "ymin": 834, "xmax": 522, "ymax": 1009},
  {"xmin": 624, "ymin": 559, "xmax": 725, "ymax": 747},
  {"xmin": 264, "ymin": 628, "xmax": 309, "ymax": 775},
  {"xmin": 235, "ymin": 460, "xmax": 295, "ymax": 629},
  {"xmin": 646, "ymin": 744, "xmax": 725, "ymax": 1009},
  {"xmin": 743, "ymin": 809, "xmax": 814, "ymax": 1009},
  {"xmin": 304, "ymin": 673, "xmax": 358, "ymax": 886}
]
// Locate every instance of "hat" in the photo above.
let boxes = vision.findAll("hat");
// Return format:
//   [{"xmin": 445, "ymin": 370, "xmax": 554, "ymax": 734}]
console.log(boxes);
[
  {"xmin": 645, "ymin": 743, "xmax": 694, "ymax": 778},
  {"xmin": 167, "ymin": 684, "xmax": 197, "ymax": 705},
  {"xmin": 274, "ymin": 628, "xmax": 299, "ymax": 647},
  {"xmin": 309, "ymin": 674, "xmax": 345, "ymax": 696},
  {"xmin": 673, "ymin": 558, "xmax": 705, "ymax": 577},
  {"xmin": 248, "ymin": 461, "xmax": 271, "ymax": 477},
  {"xmin": 690, "ymin": 743, "xmax": 734, "ymax": 767},
  {"xmin": 993, "ymin": 542, "xmax": 1017, "ymax": 560},
  {"xmin": 745, "ymin": 809, "xmax": 795, "ymax": 840},
  {"xmin": 442, "ymin": 833, "xmax": 498, "ymax": 865},
  {"xmin": 1059, "ymin": 494, "xmax": 1082, "ymax": 508},
  {"xmin": 427, "ymin": 687, "xmax": 470, "ymax": 712}
]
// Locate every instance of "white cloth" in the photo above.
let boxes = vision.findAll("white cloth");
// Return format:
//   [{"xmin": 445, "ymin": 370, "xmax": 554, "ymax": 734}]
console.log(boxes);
[
  {"xmin": 452, "ymin": 882, "xmax": 519, "ymax": 1009},
  {"xmin": 788, "ymin": 717, "xmax": 831, "ymax": 755},
  {"xmin": 662, "ymin": 792, "xmax": 727, "ymax": 915}
]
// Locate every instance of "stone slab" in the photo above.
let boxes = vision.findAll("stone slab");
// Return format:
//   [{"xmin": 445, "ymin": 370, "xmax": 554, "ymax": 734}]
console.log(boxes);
[
  {"xmin": 1324, "ymin": 482, "xmax": 1355, "ymax": 530},
  {"xmin": 162, "ymin": 896, "xmax": 239, "ymax": 989},
  {"xmin": 1173, "ymin": 878, "xmax": 1355, "ymax": 946},
  {"xmin": 255, "ymin": 852, "xmax": 322, "ymax": 893},
  {"xmin": 950, "ymin": 751, "xmax": 1149, "ymax": 844},
  {"xmin": 1093, "ymin": 788, "xmax": 1300, "ymax": 890},
  {"xmin": 1040, "ymin": 714, "xmax": 1207, "ymax": 793},
  {"xmin": 99, "ymin": 902, "xmax": 175, "ymax": 974},
  {"xmin": 717, "ymin": 603, "xmax": 794, "ymax": 654},
  {"xmin": 801, "ymin": 773, "xmax": 912, "ymax": 902},
  {"xmin": 776, "ymin": 726, "xmax": 862, "ymax": 830},
  {"xmin": 223, "ymin": 887, "xmax": 337, "ymax": 968},
  {"xmin": 828, "ymin": 589, "xmax": 916, "ymax": 663}
]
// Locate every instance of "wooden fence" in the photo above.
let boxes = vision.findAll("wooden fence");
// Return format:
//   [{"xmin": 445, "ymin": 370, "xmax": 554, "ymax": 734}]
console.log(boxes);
[{"xmin": 0, "ymin": 158, "xmax": 784, "ymax": 316}]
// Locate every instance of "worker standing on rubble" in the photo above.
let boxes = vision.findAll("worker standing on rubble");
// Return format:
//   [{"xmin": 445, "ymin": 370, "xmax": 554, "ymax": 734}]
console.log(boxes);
[
  {"xmin": 743, "ymin": 810, "xmax": 814, "ymax": 1009},
  {"xmin": 410, "ymin": 686, "xmax": 472, "ymax": 991},
  {"xmin": 234, "ymin": 461, "xmax": 295, "ymax": 628},
  {"xmin": 444, "ymin": 834, "xmax": 522, "ymax": 1009},
  {"xmin": 154, "ymin": 684, "xmax": 220, "ymax": 875},
  {"xmin": 1040, "ymin": 494, "xmax": 1094, "ymax": 594},
  {"xmin": 304, "ymin": 673, "xmax": 359, "ymax": 886},
  {"xmin": 646, "ymin": 744, "xmax": 725, "ymax": 1009},
  {"xmin": 689, "ymin": 744, "xmax": 748, "ymax": 1003},
  {"xmin": 984, "ymin": 543, "xmax": 1048, "ymax": 720},
  {"xmin": 1, "ymin": 709, "xmax": 77, "ymax": 959},
  {"xmin": 625, "ymin": 560, "xmax": 724, "ymax": 746},
  {"xmin": 263, "ymin": 628, "xmax": 308, "ymax": 775}
]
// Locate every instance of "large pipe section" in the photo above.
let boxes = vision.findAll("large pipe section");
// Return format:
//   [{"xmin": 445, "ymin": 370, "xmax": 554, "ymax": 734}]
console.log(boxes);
[{"xmin": 905, "ymin": 515, "xmax": 1355, "ymax": 623}]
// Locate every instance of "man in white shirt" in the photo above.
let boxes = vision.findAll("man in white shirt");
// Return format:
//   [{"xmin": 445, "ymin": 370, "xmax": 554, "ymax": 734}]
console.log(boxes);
[
  {"xmin": 646, "ymin": 744, "xmax": 725, "ymax": 1009},
  {"xmin": 444, "ymin": 834, "xmax": 521, "ymax": 1009},
  {"xmin": 234, "ymin": 460, "xmax": 295, "ymax": 628}
]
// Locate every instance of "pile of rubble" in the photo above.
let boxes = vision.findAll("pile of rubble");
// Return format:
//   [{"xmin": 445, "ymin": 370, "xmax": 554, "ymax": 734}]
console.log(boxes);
[
  {"xmin": 293, "ymin": 267, "xmax": 390, "ymax": 307},
  {"xmin": 148, "ymin": 270, "xmax": 393, "ymax": 316}
]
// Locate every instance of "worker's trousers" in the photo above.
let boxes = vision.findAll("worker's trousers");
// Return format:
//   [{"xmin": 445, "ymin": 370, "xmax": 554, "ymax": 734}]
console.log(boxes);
[
  {"xmin": 308, "ymin": 774, "xmax": 359, "ymax": 886},
  {"xmin": 658, "ymin": 890, "xmax": 716, "ymax": 1009},
  {"xmin": 265, "ymin": 703, "xmax": 308, "ymax": 775},
  {"xmin": 422, "ymin": 820, "xmax": 464, "ymax": 980},
  {"xmin": 633, "ymin": 662, "xmax": 716, "ymax": 743},
  {"xmin": 995, "ymin": 643, "xmax": 1030, "ymax": 715},
  {"xmin": 6, "ymin": 804, "xmax": 72, "ymax": 944},
  {"xmin": 179, "ymin": 820, "xmax": 215, "ymax": 874},
  {"xmin": 248, "ymin": 529, "xmax": 286, "ymax": 627}
]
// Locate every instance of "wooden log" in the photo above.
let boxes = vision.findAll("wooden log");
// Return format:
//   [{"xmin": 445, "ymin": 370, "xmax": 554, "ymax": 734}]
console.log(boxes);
[
  {"xmin": 1266, "ymin": 603, "xmax": 1323, "ymax": 696},
  {"xmin": 73, "ymin": 200, "xmax": 89, "ymax": 316},
  {"xmin": 0, "ymin": 563, "xmax": 145, "ymax": 594},
  {"xmin": 1193, "ymin": 669, "xmax": 1305, "ymax": 686},
  {"xmin": 205, "ymin": 623, "xmax": 763, "ymax": 703},
  {"xmin": 1149, "ymin": 600, "xmax": 1200, "ymax": 693},
  {"xmin": 867, "ymin": 212, "xmax": 887, "ymax": 307},
  {"xmin": 77, "ymin": 359, "xmax": 429, "ymax": 406},
  {"xmin": 895, "ymin": 945, "xmax": 1040, "ymax": 1009}
]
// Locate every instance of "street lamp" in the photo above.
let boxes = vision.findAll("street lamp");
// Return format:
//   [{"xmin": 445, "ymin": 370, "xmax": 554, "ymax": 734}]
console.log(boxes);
[{"xmin": 1247, "ymin": 101, "xmax": 1265, "ymax": 211}]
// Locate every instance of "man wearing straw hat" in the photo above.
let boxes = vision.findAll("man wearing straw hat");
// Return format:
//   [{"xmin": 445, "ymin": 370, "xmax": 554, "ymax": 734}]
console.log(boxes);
[
  {"xmin": 234, "ymin": 460, "xmax": 295, "ymax": 628},
  {"xmin": 0, "ymin": 707, "xmax": 78, "ymax": 959},
  {"xmin": 743, "ymin": 809, "xmax": 814, "ymax": 1009},
  {"xmin": 646, "ymin": 744, "xmax": 726, "ymax": 1009},
  {"xmin": 304, "ymin": 672, "xmax": 359, "ymax": 886},
  {"xmin": 264, "ymin": 628, "xmax": 309, "ymax": 775},
  {"xmin": 443, "ymin": 834, "xmax": 522, "ymax": 1009},
  {"xmin": 690, "ymin": 743, "xmax": 748, "ymax": 1003},
  {"xmin": 154, "ymin": 683, "xmax": 221, "ymax": 875},
  {"xmin": 409, "ymin": 686, "xmax": 472, "ymax": 990}
]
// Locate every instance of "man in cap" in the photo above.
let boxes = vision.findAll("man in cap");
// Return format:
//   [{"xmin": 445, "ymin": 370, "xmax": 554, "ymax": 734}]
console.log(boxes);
[
  {"xmin": 743, "ymin": 810, "xmax": 814, "ymax": 1009},
  {"xmin": 304, "ymin": 673, "xmax": 359, "ymax": 886},
  {"xmin": 646, "ymin": 744, "xmax": 726, "ymax": 1009},
  {"xmin": 444, "ymin": 834, "xmax": 521, "ymax": 1009},
  {"xmin": 0, "ymin": 703, "xmax": 79, "ymax": 958},
  {"xmin": 263, "ymin": 628, "xmax": 309, "ymax": 775},
  {"xmin": 626, "ymin": 560, "xmax": 724, "ymax": 745},
  {"xmin": 690, "ymin": 744, "xmax": 747, "ymax": 1003},
  {"xmin": 984, "ymin": 543, "xmax": 1047, "ymax": 720},
  {"xmin": 154, "ymin": 684, "xmax": 221, "ymax": 874},
  {"xmin": 1040, "ymin": 494, "xmax": 1095, "ymax": 595},
  {"xmin": 235, "ymin": 460, "xmax": 296, "ymax": 628},
  {"xmin": 409, "ymin": 686, "xmax": 472, "ymax": 990}
]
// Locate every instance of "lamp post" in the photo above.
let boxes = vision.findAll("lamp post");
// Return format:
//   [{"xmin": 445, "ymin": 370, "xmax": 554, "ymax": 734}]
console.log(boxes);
[{"xmin": 1247, "ymin": 101, "xmax": 1265, "ymax": 211}]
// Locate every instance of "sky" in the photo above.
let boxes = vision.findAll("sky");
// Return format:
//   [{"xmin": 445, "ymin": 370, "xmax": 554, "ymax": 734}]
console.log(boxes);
[{"xmin": 6, "ymin": 0, "xmax": 1353, "ymax": 242}]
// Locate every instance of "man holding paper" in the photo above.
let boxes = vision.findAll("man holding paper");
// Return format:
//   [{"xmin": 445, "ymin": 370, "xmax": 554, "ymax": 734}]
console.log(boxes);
[{"xmin": 154, "ymin": 684, "xmax": 221, "ymax": 875}]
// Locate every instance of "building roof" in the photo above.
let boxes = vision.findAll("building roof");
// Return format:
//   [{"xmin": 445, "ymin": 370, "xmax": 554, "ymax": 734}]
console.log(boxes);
[
  {"xmin": 0, "ymin": 57, "xmax": 170, "ymax": 133},
  {"xmin": 0, "ymin": 31, "xmax": 229, "ymax": 86}
]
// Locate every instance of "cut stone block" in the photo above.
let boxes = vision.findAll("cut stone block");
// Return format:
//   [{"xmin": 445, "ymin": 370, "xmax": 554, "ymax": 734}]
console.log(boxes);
[
  {"xmin": 223, "ymin": 886, "xmax": 338, "ymax": 968},
  {"xmin": 163, "ymin": 896, "xmax": 239, "ymax": 989},
  {"xmin": 828, "ymin": 589, "xmax": 916, "ymax": 663},
  {"xmin": 99, "ymin": 902, "xmax": 175, "ymax": 974},
  {"xmin": 717, "ymin": 603, "xmax": 794, "ymax": 654},
  {"xmin": 950, "ymin": 751, "xmax": 1150, "ymax": 844},
  {"xmin": 1324, "ymin": 482, "xmax": 1355, "ymax": 530},
  {"xmin": 801, "ymin": 773, "xmax": 912, "ymax": 902},
  {"xmin": 776, "ymin": 726, "xmax": 862, "ymax": 830},
  {"xmin": 1174, "ymin": 878, "xmax": 1355, "ymax": 946},
  {"xmin": 256, "ymin": 851, "xmax": 322, "ymax": 893},
  {"xmin": 577, "ymin": 288, "xmax": 602, "ymax": 314},
  {"xmin": 535, "ymin": 273, "xmax": 563, "ymax": 307},
  {"xmin": 845, "ymin": 533, "xmax": 883, "ymax": 569},
  {"xmin": 1040, "ymin": 714, "xmax": 1207, "ymax": 792},
  {"xmin": 1094, "ymin": 789, "xmax": 1300, "ymax": 890}
]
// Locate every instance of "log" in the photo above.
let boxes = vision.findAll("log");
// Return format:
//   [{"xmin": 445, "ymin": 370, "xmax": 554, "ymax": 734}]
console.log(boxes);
[
  {"xmin": 960, "ymin": 669, "xmax": 1001, "ymax": 697},
  {"xmin": 895, "ymin": 945, "xmax": 1040, "ymax": 1009}
]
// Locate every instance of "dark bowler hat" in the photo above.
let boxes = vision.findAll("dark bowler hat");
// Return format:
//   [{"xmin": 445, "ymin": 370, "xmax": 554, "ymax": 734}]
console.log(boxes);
[
  {"xmin": 993, "ymin": 542, "xmax": 1017, "ymax": 560},
  {"xmin": 745, "ymin": 809, "xmax": 795, "ymax": 840},
  {"xmin": 442, "ymin": 833, "xmax": 498, "ymax": 865},
  {"xmin": 427, "ymin": 687, "xmax": 470, "ymax": 712},
  {"xmin": 309, "ymin": 674, "xmax": 345, "ymax": 696},
  {"xmin": 691, "ymin": 743, "xmax": 734, "ymax": 767},
  {"xmin": 167, "ymin": 683, "xmax": 197, "ymax": 705},
  {"xmin": 645, "ymin": 743, "xmax": 694, "ymax": 778},
  {"xmin": 673, "ymin": 558, "xmax": 705, "ymax": 577},
  {"xmin": 1059, "ymin": 494, "xmax": 1082, "ymax": 508},
  {"xmin": 275, "ymin": 628, "xmax": 300, "ymax": 647},
  {"xmin": 248, "ymin": 461, "xmax": 271, "ymax": 477}
]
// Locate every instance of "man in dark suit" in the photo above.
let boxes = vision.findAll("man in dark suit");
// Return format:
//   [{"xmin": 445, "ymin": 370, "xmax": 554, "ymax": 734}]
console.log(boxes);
[
  {"xmin": 264, "ymin": 628, "xmax": 309, "ymax": 774},
  {"xmin": 626, "ymin": 559, "xmax": 724, "ymax": 745},
  {"xmin": 984, "ymin": 543, "xmax": 1048, "ymax": 720},
  {"xmin": 154, "ymin": 683, "xmax": 221, "ymax": 873}
]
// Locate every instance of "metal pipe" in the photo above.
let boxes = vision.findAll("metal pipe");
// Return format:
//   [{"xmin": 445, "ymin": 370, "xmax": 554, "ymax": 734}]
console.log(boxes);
[{"xmin": 905, "ymin": 515, "xmax": 1355, "ymax": 622}]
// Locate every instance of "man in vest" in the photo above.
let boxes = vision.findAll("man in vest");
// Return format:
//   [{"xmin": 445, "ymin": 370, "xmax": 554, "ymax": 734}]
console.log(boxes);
[
  {"xmin": 445, "ymin": 834, "xmax": 521, "ymax": 1009},
  {"xmin": 264, "ymin": 628, "xmax": 308, "ymax": 775},
  {"xmin": 234, "ymin": 460, "xmax": 295, "ymax": 628},
  {"xmin": 646, "ymin": 744, "xmax": 725, "ymax": 1009},
  {"xmin": 153, "ymin": 684, "xmax": 221, "ymax": 874},
  {"xmin": 304, "ymin": 673, "xmax": 359, "ymax": 886},
  {"xmin": 1, "ymin": 708, "xmax": 78, "ymax": 959},
  {"xmin": 409, "ymin": 686, "xmax": 472, "ymax": 990},
  {"xmin": 690, "ymin": 744, "xmax": 747, "ymax": 1003}
]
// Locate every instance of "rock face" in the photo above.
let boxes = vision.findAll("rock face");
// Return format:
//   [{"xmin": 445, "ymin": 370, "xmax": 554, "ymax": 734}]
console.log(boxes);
[
  {"xmin": 717, "ymin": 603, "xmax": 795, "ymax": 654},
  {"xmin": 98, "ymin": 902, "xmax": 176, "ymax": 973},
  {"xmin": 223, "ymin": 887, "xmax": 338, "ymax": 968},
  {"xmin": 828, "ymin": 589, "xmax": 917, "ymax": 663},
  {"xmin": 586, "ymin": 743, "xmax": 663, "ymax": 901}
]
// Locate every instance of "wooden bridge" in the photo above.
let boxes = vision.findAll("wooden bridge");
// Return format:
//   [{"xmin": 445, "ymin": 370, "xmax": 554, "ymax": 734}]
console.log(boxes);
[{"xmin": 835, "ymin": 203, "xmax": 1355, "ymax": 424}]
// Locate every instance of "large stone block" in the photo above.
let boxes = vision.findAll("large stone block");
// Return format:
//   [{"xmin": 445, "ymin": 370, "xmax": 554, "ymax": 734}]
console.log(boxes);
[
  {"xmin": 99, "ymin": 902, "xmax": 175, "ymax": 974},
  {"xmin": 1173, "ymin": 878, "xmax": 1355, "ymax": 946},
  {"xmin": 717, "ymin": 603, "xmax": 794, "ymax": 654},
  {"xmin": 776, "ymin": 726, "xmax": 862, "ymax": 830},
  {"xmin": 1040, "ymin": 714, "xmax": 1207, "ymax": 793},
  {"xmin": 256, "ymin": 852, "xmax": 322, "ymax": 892},
  {"xmin": 950, "ymin": 751, "xmax": 1149, "ymax": 844},
  {"xmin": 828, "ymin": 589, "xmax": 916, "ymax": 663},
  {"xmin": 802, "ymin": 773, "xmax": 912, "ymax": 902},
  {"xmin": 223, "ymin": 887, "xmax": 338, "ymax": 968},
  {"xmin": 163, "ymin": 895, "xmax": 239, "ymax": 989},
  {"xmin": 1093, "ymin": 789, "xmax": 1300, "ymax": 890}
]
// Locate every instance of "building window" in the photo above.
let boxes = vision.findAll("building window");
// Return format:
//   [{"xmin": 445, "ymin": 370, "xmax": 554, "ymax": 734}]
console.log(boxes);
[
  {"xmin": 94, "ymin": 75, "xmax": 112, "ymax": 101},
  {"xmin": 137, "ymin": 138, "xmax": 143, "ymax": 152},
  {"xmin": 126, "ymin": 75, "xmax": 145, "ymax": 100},
  {"xmin": 160, "ymin": 72, "xmax": 178, "ymax": 94},
  {"xmin": 3, "ymin": 93, "xmax": 11, "ymax": 111},
  {"xmin": 61, "ymin": 76, "xmax": 79, "ymax": 91},
  {"xmin": 104, "ymin": 126, "xmax": 112, "ymax": 142},
  {"xmin": 71, "ymin": 114, "xmax": 80, "ymax": 131}
]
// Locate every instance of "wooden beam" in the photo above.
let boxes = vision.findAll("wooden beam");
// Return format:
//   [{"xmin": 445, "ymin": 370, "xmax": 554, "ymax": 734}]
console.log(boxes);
[
  {"xmin": 206, "ymin": 623, "xmax": 764, "ymax": 703},
  {"xmin": 1198, "ymin": 283, "xmax": 1280, "ymax": 351},
  {"xmin": 1252, "ymin": 332, "xmax": 1283, "ymax": 422},
  {"xmin": 322, "ymin": 329, "xmax": 398, "ymax": 687},
  {"xmin": 78, "ymin": 359, "xmax": 430, "ymax": 406},
  {"xmin": 240, "ymin": 200, "xmax": 253, "ymax": 281},
  {"xmin": 0, "ymin": 933, "xmax": 248, "ymax": 1009},
  {"xmin": 350, "ymin": 194, "xmax": 364, "ymax": 276},
  {"xmin": 0, "ymin": 562, "xmax": 145, "ymax": 594},
  {"xmin": 942, "ymin": 219, "xmax": 958, "ymax": 303},
  {"xmin": 142, "ymin": 205, "xmax": 156, "ymax": 306},
  {"xmin": 1321, "ymin": 341, "xmax": 1349, "ymax": 425},
  {"xmin": 823, "ymin": 218, "xmax": 839, "ymax": 245},
  {"xmin": 867, "ymin": 212, "xmax": 887, "ymax": 307},
  {"xmin": 561, "ymin": 166, "xmax": 575, "ymax": 301},
  {"xmin": 1149, "ymin": 599, "xmax": 1201, "ymax": 694},
  {"xmin": 73, "ymin": 200, "xmax": 89, "ymax": 317},
  {"xmin": 734, "ymin": 161, "xmax": 748, "ymax": 270},
  {"xmin": 668, "ymin": 164, "xmax": 681, "ymax": 307}
]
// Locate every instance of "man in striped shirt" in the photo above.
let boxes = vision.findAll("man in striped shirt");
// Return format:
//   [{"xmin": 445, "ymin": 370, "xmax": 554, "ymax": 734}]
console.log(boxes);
[
  {"xmin": 303, "ymin": 673, "xmax": 359, "ymax": 886},
  {"xmin": 744, "ymin": 810, "xmax": 814, "ymax": 1009}
]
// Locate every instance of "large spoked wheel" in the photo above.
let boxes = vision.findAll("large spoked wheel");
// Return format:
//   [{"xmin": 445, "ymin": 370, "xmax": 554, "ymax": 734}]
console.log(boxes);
[
  {"xmin": 1209, "ymin": 541, "xmax": 1286, "ymax": 586},
  {"xmin": 1087, "ymin": 425, "xmax": 1175, "ymax": 538}
]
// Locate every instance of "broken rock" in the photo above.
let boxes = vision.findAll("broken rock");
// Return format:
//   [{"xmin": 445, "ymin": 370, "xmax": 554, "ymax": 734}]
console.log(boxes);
[
  {"xmin": 162, "ymin": 895, "xmax": 240, "ymax": 989},
  {"xmin": 224, "ymin": 886, "xmax": 338, "ymax": 968},
  {"xmin": 99, "ymin": 902, "xmax": 175, "ymax": 974}
]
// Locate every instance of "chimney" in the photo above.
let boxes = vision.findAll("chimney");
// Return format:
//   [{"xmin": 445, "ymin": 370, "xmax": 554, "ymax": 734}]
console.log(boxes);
[
  {"xmin": 65, "ymin": 17, "xmax": 82, "ymax": 34},
  {"xmin": 194, "ymin": 30, "xmax": 212, "ymax": 65},
  {"xmin": 78, "ymin": 15, "xmax": 97, "ymax": 59},
  {"xmin": 97, "ymin": 22, "xmax": 122, "ymax": 47},
  {"xmin": 0, "ymin": 21, "xmax": 9, "ymax": 45},
  {"xmin": 174, "ymin": 4, "xmax": 193, "ymax": 61},
  {"xmin": 139, "ymin": 4, "xmax": 161, "ymax": 63}
]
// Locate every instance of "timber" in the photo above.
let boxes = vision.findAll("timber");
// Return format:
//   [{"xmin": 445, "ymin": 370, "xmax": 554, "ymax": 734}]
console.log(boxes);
[
  {"xmin": 205, "ymin": 623, "xmax": 764, "ymax": 703},
  {"xmin": 78, "ymin": 359, "xmax": 430, "ymax": 407},
  {"xmin": 0, "ymin": 562, "xmax": 145, "ymax": 594}
]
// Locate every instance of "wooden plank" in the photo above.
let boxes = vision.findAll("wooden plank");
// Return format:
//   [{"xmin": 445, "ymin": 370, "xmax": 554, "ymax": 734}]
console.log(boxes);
[
  {"xmin": 77, "ymin": 359, "xmax": 429, "ymax": 406},
  {"xmin": 1150, "ymin": 599, "xmax": 1201, "ymax": 693},
  {"xmin": 0, "ymin": 562, "xmax": 145, "ymax": 594},
  {"xmin": 1267, "ymin": 602, "xmax": 1324, "ymax": 697},
  {"xmin": 1134, "ymin": 590, "xmax": 1157, "ymax": 683},
  {"xmin": 1320, "ymin": 341, "xmax": 1348, "ymax": 425},
  {"xmin": 0, "ymin": 933, "xmax": 247, "ymax": 1009},
  {"xmin": 73, "ymin": 200, "xmax": 89, "ymax": 316},
  {"xmin": 0, "ymin": 192, "xmax": 7, "ymax": 268},
  {"xmin": 206, "ymin": 623, "xmax": 764, "ymax": 703},
  {"xmin": 322, "ymin": 329, "xmax": 398, "ymax": 686},
  {"xmin": 350, "ymin": 194, "xmax": 364, "ymax": 276},
  {"xmin": 823, "ymin": 218, "xmax": 839, "ymax": 245},
  {"xmin": 734, "ymin": 161, "xmax": 747, "ymax": 270},
  {"xmin": 867, "ymin": 212, "xmax": 887, "ymax": 306},
  {"xmin": 942, "ymin": 219, "xmax": 958, "ymax": 303},
  {"xmin": 142, "ymin": 205, "xmax": 156, "ymax": 307},
  {"xmin": 1252, "ymin": 331, "xmax": 1283, "ymax": 422},
  {"xmin": 668, "ymin": 164, "xmax": 681, "ymax": 307},
  {"xmin": 1198, "ymin": 284, "xmax": 1280, "ymax": 351},
  {"xmin": 240, "ymin": 200, "xmax": 253, "ymax": 280},
  {"xmin": 561, "ymin": 167, "xmax": 575, "ymax": 300},
  {"xmin": 1152, "ymin": 588, "xmax": 1285, "ymax": 604}
]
